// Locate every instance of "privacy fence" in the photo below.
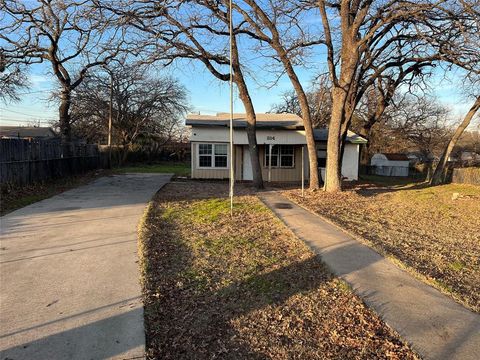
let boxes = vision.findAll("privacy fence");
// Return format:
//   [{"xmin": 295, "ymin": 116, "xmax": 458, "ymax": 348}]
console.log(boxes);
[
  {"xmin": 451, "ymin": 167, "xmax": 480, "ymax": 185},
  {"xmin": 0, "ymin": 138, "xmax": 101, "ymax": 186}
]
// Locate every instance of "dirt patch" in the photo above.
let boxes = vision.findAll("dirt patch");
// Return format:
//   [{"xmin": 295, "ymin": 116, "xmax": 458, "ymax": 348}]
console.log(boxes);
[
  {"xmin": 139, "ymin": 181, "xmax": 417, "ymax": 359},
  {"xmin": 283, "ymin": 182, "xmax": 480, "ymax": 312}
]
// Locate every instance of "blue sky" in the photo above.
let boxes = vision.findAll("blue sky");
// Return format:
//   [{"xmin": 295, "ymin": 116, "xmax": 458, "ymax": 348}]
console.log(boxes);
[{"xmin": 0, "ymin": 57, "xmax": 474, "ymax": 128}]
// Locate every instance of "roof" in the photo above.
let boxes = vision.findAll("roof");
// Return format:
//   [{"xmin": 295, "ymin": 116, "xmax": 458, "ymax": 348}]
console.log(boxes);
[
  {"xmin": 0, "ymin": 126, "xmax": 57, "ymax": 139},
  {"xmin": 382, "ymin": 153, "xmax": 410, "ymax": 161},
  {"xmin": 313, "ymin": 128, "xmax": 367, "ymax": 144},
  {"xmin": 186, "ymin": 113, "xmax": 367, "ymax": 144},
  {"xmin": 186, "ymin": 112, "xmax": 303, "ymax": 129}
]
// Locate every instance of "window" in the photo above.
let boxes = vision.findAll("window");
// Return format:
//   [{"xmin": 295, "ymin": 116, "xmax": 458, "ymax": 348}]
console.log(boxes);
[
  {"xmin": 198, "ymin": 143, "xmax": 228, "ymax": 168},
  {"xmin": 265, "ymin": 145, "xmax": 295, "ymax": 168},
  {"xmin": 214, "ymin": 144, "xmax": 228, "ymax": 167}
]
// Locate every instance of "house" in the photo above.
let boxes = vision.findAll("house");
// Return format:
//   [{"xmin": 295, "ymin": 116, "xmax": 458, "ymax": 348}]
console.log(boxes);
[
  {"xmin": 459, "ymin": 151, "xmax": 480, "ymax": 162},
  {"xmin": 0, "ymin": 126, "xmax": 57, "ymax": 140},
  {"xmin": 370, "ymin": 153, "xmax": 410, "ymax": 177},
  {"xmin": 186, "ymin": 112, "xmax": 367, "ymax": 183}
]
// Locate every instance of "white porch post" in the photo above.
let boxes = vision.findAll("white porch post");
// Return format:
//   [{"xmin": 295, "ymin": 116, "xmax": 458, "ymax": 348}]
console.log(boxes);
[
  {"xmin": 268, "ymin": 144, "xmax": 272, "ymax": 183},
  {"xmin": 301, "ymin": 145, "xmax": 304, "ymax": 197}
]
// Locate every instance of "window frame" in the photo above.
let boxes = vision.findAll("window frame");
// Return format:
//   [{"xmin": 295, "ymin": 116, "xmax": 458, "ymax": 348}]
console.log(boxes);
[
  {"xmin": 264, "ymin": 145, "xmax": 295, "ymax": 168},
  {"xmin": 197, "ymin": 142, "xmax": 229, "ymax": 169}
]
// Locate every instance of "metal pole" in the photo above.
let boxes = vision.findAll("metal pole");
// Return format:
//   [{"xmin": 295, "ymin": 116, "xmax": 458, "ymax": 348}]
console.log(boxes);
[
  {"xmin": 301, "ymin": 146, "xmax": 304, "ymax": 197},
  {"xmin": 229, "ymin": 0, "xmax": 234, "ymax": 216},
  {"xmin": 108, "ymin": 72, "xmax": 113, "ymax": 168}
]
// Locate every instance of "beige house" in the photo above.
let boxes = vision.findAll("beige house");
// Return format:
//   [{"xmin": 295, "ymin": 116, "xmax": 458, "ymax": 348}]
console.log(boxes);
[{"xmin": 186, "ymin": 113, "xmax": 367, "ymax": 183}]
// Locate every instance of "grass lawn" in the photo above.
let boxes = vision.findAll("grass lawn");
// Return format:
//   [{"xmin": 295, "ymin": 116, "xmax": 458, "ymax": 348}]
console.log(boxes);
[
  {"xmin": 139, "ymin": 181, "xmax": 417, "ymax": 359},
  {"xmin": 283, "ymin": 181, "xmax": 480, "ymax": 312},
  {"xmin": 115, "ymin": 162, "xmax": 190, "ymax": 176},
  {"xmin": 0, "ymin": 170, "xmax": 105, "ymax": 216}
]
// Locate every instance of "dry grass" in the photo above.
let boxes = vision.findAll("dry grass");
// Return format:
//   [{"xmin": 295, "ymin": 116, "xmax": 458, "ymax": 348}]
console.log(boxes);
[
  {"xmin": 0, "ymin": 170, "xmax": 107, "ymax": 215},
  {"xmin": 283, "ymin": 181, "xmax": 480, "ymax": 312},
  {"xmin": 139, "ymin": 181, "xmax": 417, "ymax": 359}
]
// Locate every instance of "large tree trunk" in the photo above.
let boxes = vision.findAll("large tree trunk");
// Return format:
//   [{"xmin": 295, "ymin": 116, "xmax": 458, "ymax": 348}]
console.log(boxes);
[
  {"xmin": 236, "ymin": 81, "xmax": 264, "ymax": 189},
  {"xmin": 324, "ymin": 35, "xmax": 359, "ymax": 192},
  {"xmin": 231, "ymin": 36, "xmax": 264, "ymax": 189},
  {"xmin": 59, "ymin": 89, "xmax": 72, "ymax": 143},
  {"xmin": 325, "ymin": 86, "xmax": 346, "ymax": 192},
  {"xmin": 274, "ymin": 46, "xmax": 320, "ymax": 189},
  {"xmin": 430, "ymin": 96, "xmax": 480, "ymax": 186}
]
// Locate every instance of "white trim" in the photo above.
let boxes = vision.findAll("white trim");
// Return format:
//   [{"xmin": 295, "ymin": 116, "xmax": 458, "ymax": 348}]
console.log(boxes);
[{"xmin": 196, "ymin": 142, "xmax": 230, "ymax": 169}]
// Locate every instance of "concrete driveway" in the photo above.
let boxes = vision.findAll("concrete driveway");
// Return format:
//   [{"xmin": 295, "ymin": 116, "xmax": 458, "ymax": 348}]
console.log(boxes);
[{"xmin": 0, "ymin": 173, "xmax": 171, "ymax": 359}]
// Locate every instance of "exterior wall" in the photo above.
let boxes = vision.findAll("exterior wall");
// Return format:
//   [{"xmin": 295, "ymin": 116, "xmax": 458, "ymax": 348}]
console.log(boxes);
[
  {"xmin": 371, "ymin": 154, "xmax": 409, "ymax": 168},
  {"xmin": 235, "ymin": 145, "xmax": 243, "ymax": 181},
  {"xmin": 190, "ymin": 128, "xmax": 361, "ymax": 182},
  {"xmin": 341, "ymin": 143, "xmax": 360, "ymax": 180},
  {"xmin": 191, "ymin": 126, "xmax": 307, "ymax": 145},
  {"xmin": 371, "ymin": 153, "xmax": 409, "ymax": 177}
]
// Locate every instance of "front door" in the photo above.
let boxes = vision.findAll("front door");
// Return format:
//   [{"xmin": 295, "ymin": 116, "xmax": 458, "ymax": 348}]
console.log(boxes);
[{"xmin": 242, "ymin": 146, "xmax": 253, "ymax": 180}]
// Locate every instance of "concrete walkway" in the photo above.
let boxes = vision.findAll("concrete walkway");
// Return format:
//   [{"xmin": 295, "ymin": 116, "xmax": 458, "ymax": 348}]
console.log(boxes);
[
  {"xmin": 0, "ymin": 174, "xmax": 171, "ymax": 360},
  {"xmin": 260, "ymin": 192, "xmax": 480, "ymax": 360}
]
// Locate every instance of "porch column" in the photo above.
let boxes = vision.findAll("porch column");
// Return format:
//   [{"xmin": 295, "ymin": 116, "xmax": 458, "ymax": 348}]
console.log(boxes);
[{"xmin": 268, "ymin": 144, "xmax": 272, "ymax": 183}]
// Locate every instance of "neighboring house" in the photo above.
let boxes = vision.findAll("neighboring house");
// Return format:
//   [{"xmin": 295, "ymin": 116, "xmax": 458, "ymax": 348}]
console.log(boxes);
[
  {"xmin": 459, "ymin": 151, "xmax": 480, "ymax": 162},
  {"xmin": 370, "ymin": 153, "xmax": 410, "ymax": 177},
  {"xmin": 0, "ymin": 126, "xmax": 57, "ymax": 140},
  {"xmin": 186, "ymin": 112, "xmax": 367, "ymax": 183}
]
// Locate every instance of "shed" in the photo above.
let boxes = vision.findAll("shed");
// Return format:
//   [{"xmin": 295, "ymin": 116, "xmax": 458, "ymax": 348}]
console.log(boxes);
[{"xmin": 370, "ymin": 153, "xmax": 410, "ymax": 177}]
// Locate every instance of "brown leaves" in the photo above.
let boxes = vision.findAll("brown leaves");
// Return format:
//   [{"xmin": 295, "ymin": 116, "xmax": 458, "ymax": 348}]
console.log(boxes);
[
  {"xmin": 284, "ymin": 182, "xmax": 480, "ymax": 312},
  {"xmin": 140, "ymin": 181, "xmax": 418, "ymax": 359}
]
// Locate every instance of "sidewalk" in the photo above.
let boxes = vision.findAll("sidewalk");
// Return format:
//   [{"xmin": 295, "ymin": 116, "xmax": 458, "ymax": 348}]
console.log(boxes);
[{"xmin": 259, "ymin": 191, "xmax": 480, "ymax": 360}]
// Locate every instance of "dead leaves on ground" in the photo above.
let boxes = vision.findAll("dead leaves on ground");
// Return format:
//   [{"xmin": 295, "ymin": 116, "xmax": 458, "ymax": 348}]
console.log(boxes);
[
  {"xmin": 140, "ymin": 181, "xmax": 417, "ymax": 359},
  {"xmin": 283, "ymin": 183, "xmax": 480, "ymax": 312}
]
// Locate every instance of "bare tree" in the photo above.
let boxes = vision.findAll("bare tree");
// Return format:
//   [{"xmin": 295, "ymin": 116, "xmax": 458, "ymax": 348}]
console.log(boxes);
[
  {"xmin": 389, "ymin": 96, "xmax": 452, "ymax": 158},
  {"xmin": 70, "ymin": 64, "xmax": 189, "ymax": 163},
  {"xmin": 0, "ymin": 51, "xmax": 28, "ymax": 103},
  {"xmin": 270, "ymin": 75, "xmax": 332, "ymax": 129},
  {"xmin": 229, "ymin": 0, "xmax": 323, "ymax": 189},
  {"xmin": 429, "ymin": 1, "xmax": 480, "ymax": 185},
  {"xmin": 315, "ymin": 0, "xmax": 451, "ymax": 191},
  {"xmin": 0, "ymin": 0, "xmax": 125, "ymax": 142},
  {"xmin": 102, "ymin": 0, "xmax": 266, "ymax": 188}
]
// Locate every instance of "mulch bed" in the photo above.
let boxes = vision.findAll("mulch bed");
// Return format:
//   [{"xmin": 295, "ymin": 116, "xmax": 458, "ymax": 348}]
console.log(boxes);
[
  {"xmin": 283, "ymin": 182, "xmax": 480, "ymax": 313},
  {"xmin": 139, "ymin": 181, "xmax": 417, "ymax": 359}
]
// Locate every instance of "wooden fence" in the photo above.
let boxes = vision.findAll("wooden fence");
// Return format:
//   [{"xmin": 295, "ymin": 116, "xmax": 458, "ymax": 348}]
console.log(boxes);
[
  {"xmin": 0, "ymin": 138, "xmax": 101, "ymax": 186},
  {"xmin": 452, "ymin": 167, "xmax": 480, "ymax": 185}
]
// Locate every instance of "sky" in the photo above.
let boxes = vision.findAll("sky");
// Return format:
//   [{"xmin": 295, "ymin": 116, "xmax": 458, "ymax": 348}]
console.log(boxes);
[
  {"xmin": 0, "ymin": 54, "xmax": 475, "ymax": 129},
  {"xmin": 1, "ymin": 0, "xmax": 477, "ymax": 131}
]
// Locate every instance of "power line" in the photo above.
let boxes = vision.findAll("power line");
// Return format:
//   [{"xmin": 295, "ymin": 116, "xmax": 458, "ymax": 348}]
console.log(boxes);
[
  {"xmin": 1, "ymin": 118, "xmax": 54, "ymax": 124},
  {"xmin": 14, "ymin": 89, "xmax": 56, "ymax": 95},
  {"xmin": 0, "ymin": 107, "xmax": 56, "ymax": 119}
]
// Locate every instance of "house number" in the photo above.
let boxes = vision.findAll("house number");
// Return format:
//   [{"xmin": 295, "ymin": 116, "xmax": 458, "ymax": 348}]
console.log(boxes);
[{"xmin": 267, "ymin": 136, "xmax": 275, "ymax": 140}]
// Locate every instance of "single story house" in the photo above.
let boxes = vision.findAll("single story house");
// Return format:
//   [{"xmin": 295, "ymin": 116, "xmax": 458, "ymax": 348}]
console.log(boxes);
[
  {"xmin": 370, "ymin": 153, "xmax": 410, "ymax": 177},
  {"xmin": 0, "ymin": 126, "xmax": 57, "ymax": 140},
  {"xmin": 186, "ymin": 112, "xmax": 367, "ymax": 183}
]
